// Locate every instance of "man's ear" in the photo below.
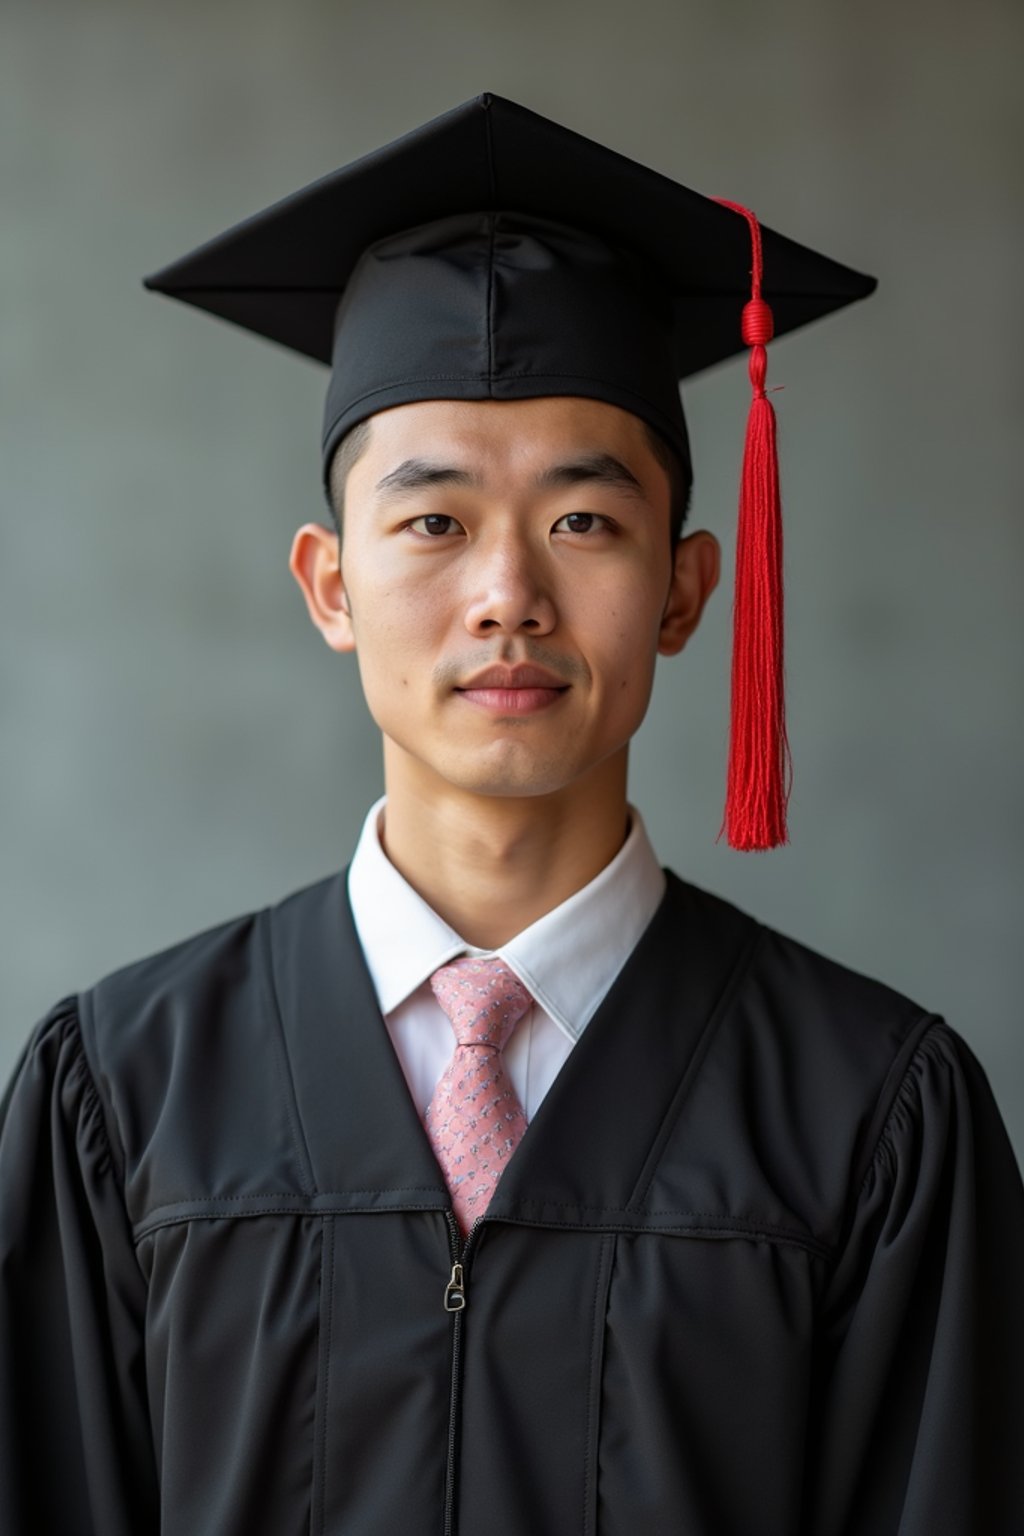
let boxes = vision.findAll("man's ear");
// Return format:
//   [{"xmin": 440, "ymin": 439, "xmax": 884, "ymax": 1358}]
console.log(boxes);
[
  {"xmin": 657, "ymin": 529, "xmax": 721, "ymax": 656},
  {"xmin": 288, "ymin": 523, "xmax": 356, "ymax": 653}
]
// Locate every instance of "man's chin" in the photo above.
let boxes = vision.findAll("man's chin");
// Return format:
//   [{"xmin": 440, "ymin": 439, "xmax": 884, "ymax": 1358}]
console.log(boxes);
[
  {"xmin": 390, "ymin": 744, "xmax": 587, "ymax": 803},
  {"xmin": 438, "ymin": 763, "xmax": 580, "ymax": 801}
]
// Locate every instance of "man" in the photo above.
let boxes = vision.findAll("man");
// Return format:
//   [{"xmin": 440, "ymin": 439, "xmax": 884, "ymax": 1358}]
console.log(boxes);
[{"xmin": 1, "ymin": 93, "xmax": 1022, "ymax": 1535}]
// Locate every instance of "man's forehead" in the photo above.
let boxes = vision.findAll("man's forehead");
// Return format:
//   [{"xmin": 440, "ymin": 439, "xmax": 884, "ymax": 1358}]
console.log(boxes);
[{"xmin": 357, "ymin": 396, "xmax": 653, "ymax": 471}]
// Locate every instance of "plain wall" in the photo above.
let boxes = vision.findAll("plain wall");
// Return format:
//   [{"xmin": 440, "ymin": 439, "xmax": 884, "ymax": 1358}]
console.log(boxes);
[{"xmin": 2, "ymin": 0, "xmax": 1022, "ymax": 1164}]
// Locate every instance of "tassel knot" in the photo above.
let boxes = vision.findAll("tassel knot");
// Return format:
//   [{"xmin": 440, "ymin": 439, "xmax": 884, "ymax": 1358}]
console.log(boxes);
[{"xmin": 741, "ymin": 296, "xmax": 774, "ymax": 347}]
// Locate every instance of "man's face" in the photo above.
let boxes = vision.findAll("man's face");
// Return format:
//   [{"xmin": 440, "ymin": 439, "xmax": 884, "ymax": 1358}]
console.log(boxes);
[{"xmin": 292, "ymin": 396, "xmax": 719, "ymax": 806}]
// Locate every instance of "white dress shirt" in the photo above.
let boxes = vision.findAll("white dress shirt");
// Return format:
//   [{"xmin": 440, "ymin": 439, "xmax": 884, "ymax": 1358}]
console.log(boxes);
[{"xmin": 347, "ymin": 796, "xmax": 666, "ymax": 1122}]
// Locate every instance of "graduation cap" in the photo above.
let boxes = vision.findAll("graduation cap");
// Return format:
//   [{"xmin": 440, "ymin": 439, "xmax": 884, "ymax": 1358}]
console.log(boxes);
[{"xmin": 144, "ymin": 92, "xmax": 877, "ymax": 852}]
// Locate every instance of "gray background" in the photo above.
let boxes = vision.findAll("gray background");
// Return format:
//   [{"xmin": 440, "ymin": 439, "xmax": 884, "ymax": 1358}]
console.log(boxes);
[{"xmin": 3, "ymin": 0, "xmax": 1022, "ymax": 1165}]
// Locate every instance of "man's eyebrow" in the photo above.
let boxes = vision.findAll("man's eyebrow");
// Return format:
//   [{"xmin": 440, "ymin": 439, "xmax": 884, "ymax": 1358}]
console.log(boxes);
[
  {"xmin": 372, "ymin": 451, "xmax": 646, "ymax": 501},
  {"xmin": 535, "ymin": 453, "xmax": 645, "ymax": 498},
  {"xmin": 374, "ymin": 460, "xmax": 480, "ymax": 499}
]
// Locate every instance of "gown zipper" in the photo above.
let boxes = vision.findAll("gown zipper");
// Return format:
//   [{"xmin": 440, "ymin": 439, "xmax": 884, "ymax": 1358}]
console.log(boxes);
[{"xmin": 442, "ymin": 1210, "xmax": 483, "ymax": 1536}]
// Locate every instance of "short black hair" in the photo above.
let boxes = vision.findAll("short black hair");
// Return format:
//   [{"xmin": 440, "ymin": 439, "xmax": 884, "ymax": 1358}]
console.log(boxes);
[
  {"xmin": 326, "ymin": 417, "xmax": 373, "ymax": 538},
  {"xmin": 325, "ymin": 413, "xmax": 692, "ymax": 543},
  {"xmin": 640, "ymin": 422, "xmax": 692, "ymax": 544}
]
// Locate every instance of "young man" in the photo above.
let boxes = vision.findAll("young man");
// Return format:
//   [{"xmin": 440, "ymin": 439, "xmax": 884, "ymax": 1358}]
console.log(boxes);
[{"xmin": 2, "ymin": 94, "xmax": 1022, "ymax": 1535}]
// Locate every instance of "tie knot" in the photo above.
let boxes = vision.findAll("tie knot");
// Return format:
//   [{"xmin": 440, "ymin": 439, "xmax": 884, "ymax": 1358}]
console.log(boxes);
[{"xmin": 429, "ymin": 956, "xmax": 532, "ymax": 1051}]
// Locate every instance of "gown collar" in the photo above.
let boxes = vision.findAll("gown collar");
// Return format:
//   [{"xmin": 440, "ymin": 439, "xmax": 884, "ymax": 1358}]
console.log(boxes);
[{"xmin": 266, "ymin": 868, "xmax": 761, "ymax": 1226}]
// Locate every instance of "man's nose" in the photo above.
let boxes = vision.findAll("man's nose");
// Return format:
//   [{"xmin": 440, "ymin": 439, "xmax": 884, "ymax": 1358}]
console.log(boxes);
[{"xmin": 463, "ymin": 537, "xmax": 557, "ymax": 636}]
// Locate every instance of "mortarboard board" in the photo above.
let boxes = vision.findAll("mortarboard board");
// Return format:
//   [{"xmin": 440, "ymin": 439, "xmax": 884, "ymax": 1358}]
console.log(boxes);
[{"xmin": 143, "ymin": 91, "xmax": 877, "ymax": 851}]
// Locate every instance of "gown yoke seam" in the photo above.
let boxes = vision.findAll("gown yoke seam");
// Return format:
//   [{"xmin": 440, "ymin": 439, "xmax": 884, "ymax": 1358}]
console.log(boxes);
[{"xmin": 130, "ymin": 1202, "xmax": 833, "ymax": 1260}]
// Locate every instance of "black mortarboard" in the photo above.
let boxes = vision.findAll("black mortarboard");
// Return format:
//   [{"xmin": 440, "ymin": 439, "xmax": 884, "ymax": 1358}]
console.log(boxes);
[{"xmin": 143, "ymin": 92, "xmax": 877, "ymax": 850}]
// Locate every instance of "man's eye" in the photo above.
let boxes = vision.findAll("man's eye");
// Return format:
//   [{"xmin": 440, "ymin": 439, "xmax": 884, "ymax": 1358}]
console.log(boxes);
[
  {"xmin": 553, "ymin": 512, "xmax": 607, "ymax": 534},
  {"xmin": 408, "ymin": 514, "xmax": 461, "ymax": 536}
]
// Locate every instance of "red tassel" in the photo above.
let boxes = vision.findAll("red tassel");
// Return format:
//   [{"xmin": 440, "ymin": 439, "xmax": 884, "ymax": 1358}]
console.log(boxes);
[{"xmin": 713, "ymin": 199, "xmax": 791, "ymax": 850}]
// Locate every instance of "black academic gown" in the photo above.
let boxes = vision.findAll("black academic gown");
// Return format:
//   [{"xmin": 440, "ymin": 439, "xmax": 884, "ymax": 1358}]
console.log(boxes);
[{"xmin": 1, "ymin": 870, "xmax": 1022, "ymax": 1535}]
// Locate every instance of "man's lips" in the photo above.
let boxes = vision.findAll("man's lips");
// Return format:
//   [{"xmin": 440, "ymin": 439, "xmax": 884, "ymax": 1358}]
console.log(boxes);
[
  {"xmin": 454, "ymin": 665, "xmax": 570, "ymax": 715},
  {"xmin": 457, "ymin": 665, "xmax": 569, "ymax": 690}
]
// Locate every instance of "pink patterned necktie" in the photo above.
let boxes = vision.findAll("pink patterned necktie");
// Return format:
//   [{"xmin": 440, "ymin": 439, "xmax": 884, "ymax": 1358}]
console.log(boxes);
[{"xmin": 425, "ymin": 956, "xmax": 532, "ymax": 1236}]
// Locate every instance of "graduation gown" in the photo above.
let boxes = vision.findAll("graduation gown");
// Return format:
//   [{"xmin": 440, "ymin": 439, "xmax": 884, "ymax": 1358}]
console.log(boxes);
[{"xmin": 1, "ymin": 870, "xmax": 1022, "ymax": 1535}]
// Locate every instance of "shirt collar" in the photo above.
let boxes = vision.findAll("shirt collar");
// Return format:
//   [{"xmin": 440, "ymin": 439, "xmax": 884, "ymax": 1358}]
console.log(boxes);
[{"xmin": 347, "ymin": 795, "xmax": 666, "ymax": 1042}]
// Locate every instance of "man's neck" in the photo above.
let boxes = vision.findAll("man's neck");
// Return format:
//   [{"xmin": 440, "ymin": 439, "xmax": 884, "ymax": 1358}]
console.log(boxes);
[{"xmin": 378, "ymin": 751, "xmax": 631, "ymax": 950}]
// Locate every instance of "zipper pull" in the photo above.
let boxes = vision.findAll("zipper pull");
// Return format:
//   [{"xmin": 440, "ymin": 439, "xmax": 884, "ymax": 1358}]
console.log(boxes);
[{"xmin": 443, "ymin": 1261, "xmax": 467, "ymax": 1312}]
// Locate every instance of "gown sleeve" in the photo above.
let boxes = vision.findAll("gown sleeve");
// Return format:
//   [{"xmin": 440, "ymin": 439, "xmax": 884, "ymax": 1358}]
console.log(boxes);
[
  {"xmin": 805, "ymin": 1017, "xmax": 1024, "ymax": 1535},
  {"xmin": 0, "ymin": 997, "xmax": 159, "ymax": 1534}
]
